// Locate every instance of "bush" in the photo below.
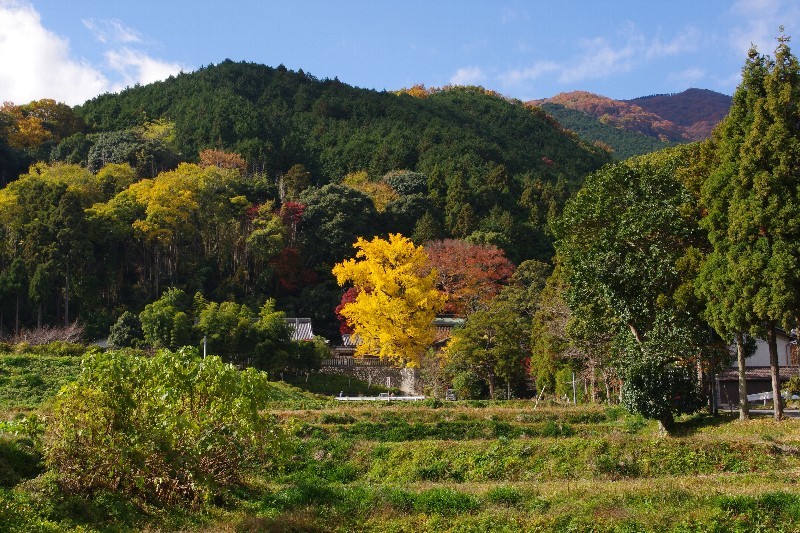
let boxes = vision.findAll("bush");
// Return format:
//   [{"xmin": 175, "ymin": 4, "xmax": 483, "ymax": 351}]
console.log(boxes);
[
  {"xmin": 783, "ymin": 376, "xmax": 800, "ymax": 397},
  {"xmin": 620, "ymin": 353, "xmax": 703, "ymax": 429},
  {"xmin": 452, "ymin": 371, "xmax": 484, "ymax": 400},
  {"xmin": 45, "ymin": 347, "xmax": 289, "ymax": 505},
  {"xmin": 24, "ymin": 342, "xmax": 87, "ymax": 358},
  {"xmin": 107, "ymin": 311, "xmax": 142, "ymax": 349}
]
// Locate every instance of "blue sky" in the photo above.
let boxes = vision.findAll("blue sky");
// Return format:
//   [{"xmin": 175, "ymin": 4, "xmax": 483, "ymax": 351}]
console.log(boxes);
[{"xmin": 2, "ymin": 0, "xmax": 799, "ymax": 106}]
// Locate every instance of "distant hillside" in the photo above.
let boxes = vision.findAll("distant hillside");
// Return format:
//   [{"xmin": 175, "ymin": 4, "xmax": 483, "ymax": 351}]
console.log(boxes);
[
  {"xmin": 531, "ymin": 91, "xmax": 685, "ymax": 142},
  {"xmin": 531, "ymin": 89, "xmax": 731, "ymax": 151},
  {"xmin": 626, "ymin": 88, "xmax": 732, "ymax": 140},
  {"xmin": 537, "ymin": 103, "xmax": 671, "ymax": 160},
  {"xmin": 75, "ymin": 61, "xmax": 609, "ymax": 187}
]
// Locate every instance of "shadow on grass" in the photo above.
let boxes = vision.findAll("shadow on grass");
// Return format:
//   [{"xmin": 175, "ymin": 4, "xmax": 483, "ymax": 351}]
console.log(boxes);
[{"xmin": 669, "ymin": 412, "xmax": 739, "ymax": 437}]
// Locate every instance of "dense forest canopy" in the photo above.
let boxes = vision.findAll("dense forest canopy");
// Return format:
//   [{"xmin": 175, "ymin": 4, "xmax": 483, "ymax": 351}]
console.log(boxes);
[
  {"xmin": 0, "ymin": 60, "xmax": 611, "ymax": 341},
  {"xmin": 73, "ymin": 60, "xmax": 609, "ymax": 184}
]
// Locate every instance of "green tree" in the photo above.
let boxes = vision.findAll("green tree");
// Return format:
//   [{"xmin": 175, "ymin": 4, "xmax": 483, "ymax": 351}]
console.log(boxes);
[
  {"xmin": 445, "ymin": 297, "xmax": 531, "ymax": 399},
  {"xmin": 698, "ymin": 35, "xmax": 800, "ymax": 421},
  {"xmin": 139, "ymin": 287, "xmax": 192, "ymax": 349},
  {"xmin": 556, "ymin": 160, "xmax": 708, "ymax": 430},
  {"xmin": 107, "ymin": 311, "xmax": 142, "ymax": 349},
  {"xmin": 279, "ymin": 163, "xmax": 312, "ymax": 201},
  {"xmin": 299, "ymin": 184, "xmax": 379, "ymax": 266},
  {"xmin": 195, "ymin": 300, "xmax": 258, "ymax": 362},
  {"xmin": 252, "ymin": 299, "xmax": 294, "ymax": 374}
]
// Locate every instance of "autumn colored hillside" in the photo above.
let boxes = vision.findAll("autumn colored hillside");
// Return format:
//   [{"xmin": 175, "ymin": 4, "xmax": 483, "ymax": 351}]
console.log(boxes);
[
  {"xmin": 532, "ymin": 88, "xmax": 731, "ymax": 143},
  {"xmin": 627, "ymin": 88, "xmax": 732, "ymax": 140}
]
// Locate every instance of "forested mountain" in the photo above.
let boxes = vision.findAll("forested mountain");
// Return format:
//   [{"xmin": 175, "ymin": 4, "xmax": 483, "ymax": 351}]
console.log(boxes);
[
  {"xmin": 531, "ymin": 89, "xmax": 731, "ymax": 151},
  {"xmin": 73, "ymin": 61, "xmax": 607, "ymax": 184},
  {"xmin": 537, "ymin": 103, "xmax": 671, "ymax": 160},
  {"xmin": 0, "ymin": 60, "xmax": 611, "ymax": 340},
  {"xmin": 626, "ymin": 88, "xmax": 732, "ymax": 140}
]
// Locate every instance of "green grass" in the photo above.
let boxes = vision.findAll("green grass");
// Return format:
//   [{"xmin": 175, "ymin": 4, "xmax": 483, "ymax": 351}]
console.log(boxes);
[
  {"xmin": 0, "ymin": 353, "xmax": 82, "ymax": 411},
  {"xmin": 3, "ymin": 348, "xmax": 800, "ymax": 531}
]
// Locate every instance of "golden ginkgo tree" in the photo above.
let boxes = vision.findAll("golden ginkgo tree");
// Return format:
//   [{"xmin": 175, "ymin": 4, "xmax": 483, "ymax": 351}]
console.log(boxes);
[{"xmin": 332, "ymin": 233, "xmax": 445, "ymax": 367}]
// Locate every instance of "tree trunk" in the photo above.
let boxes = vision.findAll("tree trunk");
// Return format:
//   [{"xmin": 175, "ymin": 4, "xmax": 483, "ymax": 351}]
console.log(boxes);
[
  {"xmin": 767, "ymin": 324, "xmax": 783, "ymax": 420},
  {"xmin": 628, "ymin": 323, "xmax": 643, "ymax": 344},
  {"xmin": 64, "ymin": 265, "xmax": 70, "ymax": 327},
  {"xmin": 709, "ymin": 366, "xmax": 718, "ymax": 416},
  {"xmin": 736, "ymin": 332, "xmax": 750, "ymax": 420},
  {"xmin": 15, "ymin": 292, "xmax": 19, "ymax": 336}
]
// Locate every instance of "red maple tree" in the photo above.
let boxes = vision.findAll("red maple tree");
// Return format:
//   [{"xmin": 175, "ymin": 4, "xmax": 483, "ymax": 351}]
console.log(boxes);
[{"xmin": 424, "ymin": 239, "xmax": 515, "ymax": 316}]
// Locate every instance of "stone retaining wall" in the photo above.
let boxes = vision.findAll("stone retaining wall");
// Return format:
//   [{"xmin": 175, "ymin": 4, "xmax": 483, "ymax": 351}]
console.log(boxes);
[{"xmin": 318, "ymin": 365, "xmax": 421, "ymax": 395}]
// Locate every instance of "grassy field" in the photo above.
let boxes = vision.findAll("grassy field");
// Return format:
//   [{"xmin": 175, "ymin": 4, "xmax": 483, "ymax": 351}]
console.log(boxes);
[{"xmin": 2, "ymin": 348, "xmax": 800, "ymax": 531}]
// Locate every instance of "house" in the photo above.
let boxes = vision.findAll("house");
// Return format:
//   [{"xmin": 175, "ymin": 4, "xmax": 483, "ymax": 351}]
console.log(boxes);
[
  {"xmin": 284, "ymin": 318, "xmax": 314, "ymax": 341},
  {"xmin": 717, "ymin": 329, "xmax": 798, "ymax": 407},
  {"xmin": 330, "ymin": 316, "xmax": 465, "ymax": 358},
  {"xmin": 433, "ymin": 316, "xmax": 465, "ymax": 347}
]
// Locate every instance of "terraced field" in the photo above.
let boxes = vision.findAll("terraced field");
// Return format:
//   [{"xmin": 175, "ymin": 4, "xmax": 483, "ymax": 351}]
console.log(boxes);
[
  {"xmin": 253, "ymin": 403, "xmax": 800, "ymax": 531},
  {"xmin": 2, "ymin": 346, "xmax": 800, "ymax": 531}
]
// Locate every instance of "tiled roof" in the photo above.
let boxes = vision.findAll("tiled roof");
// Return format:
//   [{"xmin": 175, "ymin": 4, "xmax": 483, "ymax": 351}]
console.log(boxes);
[
  {"xmin": 338, "ymin": 317, "xmax": 465, "ymax": 347},
  {"xmin": 717, "ymin": 367, "xmax": 797, "ymax": 381},
  {"xmin": 341, "ymin": 333, "xmax": 359, "ymax": 347},
  {"xmin": 284, "ymin": 318, "xmax": 314, "ymax": 341}
]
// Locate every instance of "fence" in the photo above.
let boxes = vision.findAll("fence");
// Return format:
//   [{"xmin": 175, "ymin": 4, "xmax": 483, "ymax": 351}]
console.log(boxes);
[{"xmin": 321, "ymin": 357, "xmax": 393, "ymax": 367}]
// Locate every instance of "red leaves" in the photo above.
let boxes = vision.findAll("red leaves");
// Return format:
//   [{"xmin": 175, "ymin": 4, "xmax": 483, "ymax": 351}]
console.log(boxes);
[
  {"xmin": 334, "ymin": 286, "xmax": 359, "ymax": 334},
  {"xmin": 424, "ymin": 239, "xmax": 515, "ymax": 316}
]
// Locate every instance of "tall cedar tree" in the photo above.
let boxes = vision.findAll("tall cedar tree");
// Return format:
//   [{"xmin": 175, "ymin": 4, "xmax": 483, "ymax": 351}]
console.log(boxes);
[{"xmin": 699, "ymin": 34, "xmax": 800, "ymax": 420}]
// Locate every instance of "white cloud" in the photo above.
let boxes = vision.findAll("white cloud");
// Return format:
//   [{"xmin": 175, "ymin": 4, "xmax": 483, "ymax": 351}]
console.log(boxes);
[
  {"xmin": 558, "ymin": 36, "xmax": 637, "ymax": 83},
  {"xmin": 0, "ymin": 1, "xmax": 188, "ymax": 105},
  {"xmin": 501, "ymin": 8, "xmax": 529, "ymax": 24},
  {"xmin": 668, "ymin": 67, "xmax": 706, "ymax": 85},
  {"xmin": 645, "ymin": 28, "xmax": 702, "ymax": 59},
  {"xmin": 499, "ymin": 23, "xmax": 702, "ymax": 88},
  {"xmin": 106, "ymin": 48, "xmax": 184, "ymax": 90},
  {"xmin": 450, "ymin": 66, "xmax": 486, "ymax": 86},
  {"xmin": 502, "ymin": 61, "xmax": 559, "ymax": 85},
  {"xmin": 0, "ymin": 1, "xmax": 108, "ymax": 105},
  {"xmin": 728, "ymin": 0, "xmax": 800, "ymax": 54},
  {"xmin": 83, "ymin": 18, "xmax": 142, "ymax": 44}
]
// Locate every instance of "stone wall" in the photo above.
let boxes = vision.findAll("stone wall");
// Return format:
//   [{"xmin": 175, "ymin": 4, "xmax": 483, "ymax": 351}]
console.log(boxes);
[{"xmin": 318, "ymin": 364, "xmax": 421, "ymax": 395}]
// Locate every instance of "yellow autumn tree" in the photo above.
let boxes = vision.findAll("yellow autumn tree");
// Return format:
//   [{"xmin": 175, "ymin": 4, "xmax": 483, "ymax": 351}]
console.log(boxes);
[
  {"xmin": 332, "ymin": 234, "xmax": 445, "ymax": 367},
  {"xmin": 342, "ymin": 170, "xmax": 399, "ymax": 212}
]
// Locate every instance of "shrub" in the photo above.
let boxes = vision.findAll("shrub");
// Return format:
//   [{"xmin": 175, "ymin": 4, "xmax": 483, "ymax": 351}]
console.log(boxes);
[
  {"xmin": 45, "ymin": 347, "xmax": 289, "ymax": 505},
  {"xmin": 25, "ymin": 342, "xmax": 87, "ymax": 358},
  {"xmin": 783, "ymin": 376, "xmax": 800, "ymax": 397},
  {"xmin": 452, "ymin": 371, "xmax": 484, "ymax": 400},
  {"xmin": 107, "ymin": 311, "xmax": 142, "ymax": 349}
]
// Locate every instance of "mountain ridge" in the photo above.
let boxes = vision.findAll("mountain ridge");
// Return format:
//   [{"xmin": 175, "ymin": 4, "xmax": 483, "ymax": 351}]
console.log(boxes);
[{"xmin": 531, "ymin": 88, "xmax": 731, "ymax": 143}]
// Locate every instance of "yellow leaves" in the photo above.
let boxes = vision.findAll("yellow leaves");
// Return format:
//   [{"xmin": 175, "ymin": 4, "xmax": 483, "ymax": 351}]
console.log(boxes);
[
  {"xmin": 342, "ymin": 170, "xmax": 399, "ymax": 212},
  {"xmin": 199, "ymin": 148, "xmax": 247, "ymax": 173},
  {"xmin": 333, "ymin": 234, "xmax": 446, "ymax": 367},
  {"xmin": 137, "ymin": 119, "xmax": 177, "ymax": 146},
  {"xmin": 1, "ymin": 101, "xmax": 51, "ymax": 148}
]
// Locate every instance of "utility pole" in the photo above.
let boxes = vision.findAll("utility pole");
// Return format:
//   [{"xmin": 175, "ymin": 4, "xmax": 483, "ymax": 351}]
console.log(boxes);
[{"xmin": 566, "ymin": 372, "xmax": 578, "ymax": 404}]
